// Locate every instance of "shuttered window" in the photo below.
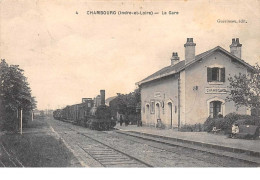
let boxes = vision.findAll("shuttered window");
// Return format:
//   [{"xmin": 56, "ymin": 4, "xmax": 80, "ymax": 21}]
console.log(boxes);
[
  {"xmin": 207, "ymin": 67, "xmax": 225, "ymax": 82},
  {"xmin": 220, "ymin": 68, "xmax": 225, "ymax": 82},
  {"xmin": 207, "ymin": 68, "xmax": 212, "ymax": 82}
]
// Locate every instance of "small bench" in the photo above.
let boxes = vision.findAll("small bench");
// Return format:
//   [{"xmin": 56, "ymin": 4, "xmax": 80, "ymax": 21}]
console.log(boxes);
[{"xmin": 235, "ymin": 125, "xmax": 259, "ymax": 139}]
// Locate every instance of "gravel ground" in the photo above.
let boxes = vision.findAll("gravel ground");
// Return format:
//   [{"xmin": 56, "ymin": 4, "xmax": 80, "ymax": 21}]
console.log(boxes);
[{"xmin": 48, "ymin": 118, "xmax": 256, "ymax": 167}]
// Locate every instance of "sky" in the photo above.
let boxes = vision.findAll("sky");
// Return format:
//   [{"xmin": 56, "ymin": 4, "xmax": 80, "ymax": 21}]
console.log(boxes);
[{"xmin": 0, "ymin": 0, "xmax": 260, "ymax": 110}]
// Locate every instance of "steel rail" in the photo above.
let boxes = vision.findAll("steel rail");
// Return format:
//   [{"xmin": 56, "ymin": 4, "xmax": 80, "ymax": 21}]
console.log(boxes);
[
  {"xmin": 111, "ymin": 130, "xmax": 259, "ymax": 167},
  {"xmin": 54, "ymin": 120, "xmax": 223, "ymax": 166},
  {"xmin": 52, "ymin": 119, "xmax": 258, "ymax": 167},
  {"xmin": 54, "ymin": 122, "xmax": 153, "ymax": 167},
  {"xmin": 105, "ymin": 131, "xmax": 225, "ymax": 167},
  {"xmin": 1, "ymin": 143, "xmax": 24, "ymax": 167},
  {"xmin": 78, "ymin": 132, "xmax": 153, "ymax": 167}
]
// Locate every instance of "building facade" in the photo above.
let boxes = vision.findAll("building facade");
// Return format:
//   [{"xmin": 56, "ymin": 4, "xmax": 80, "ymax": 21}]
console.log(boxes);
[{"xmin": 137, "ymin": 38, "xmax": 255, "ymax": 128}]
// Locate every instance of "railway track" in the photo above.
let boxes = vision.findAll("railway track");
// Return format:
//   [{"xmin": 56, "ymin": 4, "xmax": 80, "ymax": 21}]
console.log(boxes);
[
  {"xmin": 0, "ymin": 143, "xmax": 24, "ymax": 167},
  {"xmin": 54, "ymin": 122, "xmax": 152, "ymax": 167},
  {"xmin": 77, "ymin": 134, "xmax": 152, "ymax": 167},
  {"xmin": 52, "ymin": 120, "xmax": 258, "ymax": 167},
  {"xmin": 98, "ymin": 131, "xmax": 225, "ymax": 167},
  {"xmin": 58, "ymin": 125, "xmax": 222, "ymax": 167},
  {"xmin": 83, "ymin": 130, "xmax": 258, "ymax": 167},
  {"xmin": 108, "ymin": 131, "xmax": 259, "ymax": 167}
]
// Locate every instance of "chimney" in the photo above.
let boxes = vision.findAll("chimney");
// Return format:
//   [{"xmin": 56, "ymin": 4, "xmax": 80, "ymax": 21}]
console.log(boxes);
[
  {"xmin": 230, "ymin": 38, "xmax": 242, "ymax": 59},
  {"xmin": 100, "ymin": 90, "xmax": 105, "ymax": 105},
  {"xmin": 184, "ymin": 38, "xmax": 196, "ymax": 64},
  {"xmin": 171, "ymin": 52, "xmax": 180, "ymax": 66}
]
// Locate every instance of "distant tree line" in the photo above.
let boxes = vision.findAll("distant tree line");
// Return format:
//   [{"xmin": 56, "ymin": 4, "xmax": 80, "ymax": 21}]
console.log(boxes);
[
  {"xmin": 109, "ymin": 88, "xmax": 141, "ymax": 123},
  {"xmin": 0, "ymin": 59, "xmax": 37, "ymax": 131}
]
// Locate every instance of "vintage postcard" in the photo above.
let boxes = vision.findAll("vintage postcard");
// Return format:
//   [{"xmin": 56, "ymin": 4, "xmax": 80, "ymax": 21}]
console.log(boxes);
[{"xmin": 0, "ymin": 0, "xmax": 260, "ymax": 173}]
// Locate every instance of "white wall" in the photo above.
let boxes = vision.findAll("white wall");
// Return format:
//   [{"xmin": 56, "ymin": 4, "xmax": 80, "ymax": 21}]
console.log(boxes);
[
  {"xmin": 140, "ymin": 75, "xmax": 179, "ymax": 127},
  {"xmin": 184, "ymin": 52, "xmax": 248, "ymax": 124}
]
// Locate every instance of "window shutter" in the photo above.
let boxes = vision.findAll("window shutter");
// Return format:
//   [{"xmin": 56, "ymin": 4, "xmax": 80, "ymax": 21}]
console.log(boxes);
[
  {"xmin": 221, "ymin": 68, "xmax": 225, "ymax": 82},
  {"xmin": 207, "ymin": 67, "xmax": 212, "ymax": 82}
]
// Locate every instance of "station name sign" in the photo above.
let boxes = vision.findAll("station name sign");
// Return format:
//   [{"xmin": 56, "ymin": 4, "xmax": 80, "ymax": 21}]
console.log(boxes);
[{"xmin": 205, "ymin": 87, "xmax": 227, "ymax": 94}]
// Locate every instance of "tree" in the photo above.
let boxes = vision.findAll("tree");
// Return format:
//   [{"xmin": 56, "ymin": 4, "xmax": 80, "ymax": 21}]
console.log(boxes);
[
  {"xmin": 109, "ymin": 88, "xmax": 141, "ymax": 118},
  {"xmin": 226, "ymin": 63, "xmax": 260, "ymax": 116},
  {"xmin": 0, "ymin": 59, "xmax": 37, "ymax": 131}
]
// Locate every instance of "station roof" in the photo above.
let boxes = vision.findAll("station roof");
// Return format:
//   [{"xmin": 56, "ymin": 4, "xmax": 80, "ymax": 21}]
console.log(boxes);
[{"xmin": 136, "ymin": 46, "xmax": 255, "ymax": 86}]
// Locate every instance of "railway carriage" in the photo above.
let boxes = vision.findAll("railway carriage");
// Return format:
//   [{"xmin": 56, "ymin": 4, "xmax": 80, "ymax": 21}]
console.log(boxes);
[{"xmin": 53, "ymin": 90, "xmax": 116, "ymax": 131}]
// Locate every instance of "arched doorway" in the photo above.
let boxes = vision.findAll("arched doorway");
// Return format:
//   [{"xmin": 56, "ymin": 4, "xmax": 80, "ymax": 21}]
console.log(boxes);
[
  {"xmin": 210, "ymin": 101, "xmax": 223, "ymax": 118},
  {"xmin": 207, "ymin": 97, "xmax": 225, "ymax": 118},
  {"xmin": 168, "ymin": 102, "xmax": 173, "ymax": 128}
]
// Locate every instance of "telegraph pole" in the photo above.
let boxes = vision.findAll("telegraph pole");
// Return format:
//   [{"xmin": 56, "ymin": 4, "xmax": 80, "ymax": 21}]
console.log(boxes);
[
  {"xmin": 20, "ymin": 108, "xmax": 23, "ymax": 135},
  {"xmin": 32, "ymin": 110, "xmax": 34, "ymax": 121},
  {"xmin": 47, "ymin": 104, "xmax": 50, "ymax": 117}
]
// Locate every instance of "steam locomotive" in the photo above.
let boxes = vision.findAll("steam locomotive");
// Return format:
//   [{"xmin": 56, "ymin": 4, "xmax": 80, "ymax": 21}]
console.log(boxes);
[{"xmin": 53, "ymin": 90, "xmax": 116, "ymax": 130}]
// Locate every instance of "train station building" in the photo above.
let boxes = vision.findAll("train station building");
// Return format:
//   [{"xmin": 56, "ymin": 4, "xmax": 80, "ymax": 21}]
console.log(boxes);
[{"xmin": 136, "ymin": 38, "xmax": 255, "ymax": 128}]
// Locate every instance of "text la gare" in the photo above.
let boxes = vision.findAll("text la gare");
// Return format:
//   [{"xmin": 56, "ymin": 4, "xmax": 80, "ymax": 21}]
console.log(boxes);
[{"xmin": 162, "ymin": 11, "xmax": 179, "ymax": 15}]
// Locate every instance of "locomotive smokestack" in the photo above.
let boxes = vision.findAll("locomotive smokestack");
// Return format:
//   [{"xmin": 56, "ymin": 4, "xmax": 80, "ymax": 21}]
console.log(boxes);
[{"xmin": 100, "ymin": 90, "xmax": 105, "ymax": 105}]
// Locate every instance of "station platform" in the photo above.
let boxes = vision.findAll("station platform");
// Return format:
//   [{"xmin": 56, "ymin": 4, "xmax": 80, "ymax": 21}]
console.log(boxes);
[{"xmin": 115, "ymin": 124, "xmax": 260, "ymax": 157}]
